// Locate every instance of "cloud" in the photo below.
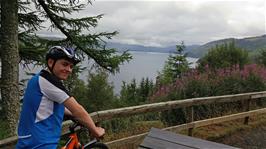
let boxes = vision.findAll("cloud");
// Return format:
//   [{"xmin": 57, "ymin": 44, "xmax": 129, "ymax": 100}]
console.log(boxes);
[{"xmin": 37, "ymin": 0, "xmax": 266, "ymax": 46}]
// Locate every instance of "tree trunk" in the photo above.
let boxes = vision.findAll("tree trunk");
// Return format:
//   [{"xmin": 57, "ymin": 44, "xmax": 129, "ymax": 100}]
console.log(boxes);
[{"xmin": 0, "ymin": 0, "xmax": 20, "ymax": 136}]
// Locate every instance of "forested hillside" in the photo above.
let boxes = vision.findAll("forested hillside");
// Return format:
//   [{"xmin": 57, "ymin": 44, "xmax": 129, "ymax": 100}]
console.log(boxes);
[
  {"xmin": 186, "ymin": 34, "xmax": 266, "ymax": 58},
  {"xmin": 106, "ymin": 34, "xmax": 266, "ymax": 58}
]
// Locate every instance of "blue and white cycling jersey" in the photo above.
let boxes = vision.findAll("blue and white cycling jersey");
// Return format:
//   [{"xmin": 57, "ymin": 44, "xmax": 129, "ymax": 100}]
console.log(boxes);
[{"xmin": 16, "ymin": 70, "xmax": 70, "ymax": 149}]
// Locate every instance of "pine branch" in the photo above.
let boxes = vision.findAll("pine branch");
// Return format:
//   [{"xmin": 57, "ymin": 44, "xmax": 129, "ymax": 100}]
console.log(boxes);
[
  {"xmin": 18, "ymin": 32, "xmax": 47, "ymax": 64},
  {"xmin": 46, "ymin": 0, "xmax": 86, "ymax": 14},
  {"xmin": 37, "ymin": 0, "xmax": 132, "ymax": 72},
  {"xmin": 57, "ymin": 14, "xmax": 103, "ymax": 30},
  {"xmin": 19, "ymin": 12, "xmax": 44, "ymax": 31}
]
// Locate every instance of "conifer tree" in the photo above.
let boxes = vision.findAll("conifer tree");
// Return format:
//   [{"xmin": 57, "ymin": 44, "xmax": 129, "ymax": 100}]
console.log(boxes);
[
  {"xmin": 0, "ymin": 0, "xmax": 20, "ymax": 136},
  {"xmin": 0, "ymin": 0, "xmax": 131, "ymax": 135},
  {"xmin": 256, "ymin": 48, "xmax": 266, "ymax": 67},
  {"xmin": 34, "ymin": 0, "xmax": 131, "ymax": 71},
  {"xmin": 159, "ymin": 42, "xmax": 190, "ymax": 85},
  {"xmin": 198, "ymin": 41, "xmax": 248, "ymax": 71},
  {"xmin": 86, "ymin": 69, "xmax": 116, "ymax": 112}
]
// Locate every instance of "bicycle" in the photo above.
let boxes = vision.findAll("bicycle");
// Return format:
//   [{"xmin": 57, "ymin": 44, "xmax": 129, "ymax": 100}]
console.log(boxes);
[{"xmin": 61, "ymin": 118, "xmax": 109, "ymax": 149}]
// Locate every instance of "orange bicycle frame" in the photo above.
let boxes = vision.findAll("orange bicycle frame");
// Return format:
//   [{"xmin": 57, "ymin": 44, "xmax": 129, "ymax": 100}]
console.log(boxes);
[{"xmin": 61, "ymin": 132, "xmax": 83, "ymax": 149}]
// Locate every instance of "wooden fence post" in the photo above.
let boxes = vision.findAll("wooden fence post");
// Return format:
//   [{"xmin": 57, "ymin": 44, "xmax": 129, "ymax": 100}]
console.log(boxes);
[
  {"xmin": 244, "ymin": 99, "xmax": 251, "ymax": 125},
  {"xmin": 186, "ymin": 106, "xmax": 194, "ymax": 136}
]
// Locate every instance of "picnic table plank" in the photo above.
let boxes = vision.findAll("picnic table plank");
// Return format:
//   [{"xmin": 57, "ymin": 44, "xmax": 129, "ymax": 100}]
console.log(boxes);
[
  {"xmin": 139, "ymin": 135, "xmax": 194, "ymax": 149},
  {"xmin": 139, "ymin": 128, "xmax": 240, "ymax": 149}
]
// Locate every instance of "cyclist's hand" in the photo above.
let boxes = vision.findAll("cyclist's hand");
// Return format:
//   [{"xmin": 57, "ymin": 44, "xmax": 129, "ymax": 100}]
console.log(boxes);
[{"xmin": 93, "ymin": 127, "xmax": 105, "ymax": 138}]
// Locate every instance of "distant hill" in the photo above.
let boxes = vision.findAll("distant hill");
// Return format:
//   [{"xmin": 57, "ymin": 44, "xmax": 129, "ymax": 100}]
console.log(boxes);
[
  {"xmin": 106, "ymin": 34, "xmax": 266, "ymax": 58},
  {"xmin": 40, "ymin": 34, "xmax": 266, "ymax": 58},
  {"xmin": 106, "ymin": 42, "xmax": 200, "ymax": 54},
  {"xmin": 187, "ymin": 34, "xmax": 266, "ymax": 58}
]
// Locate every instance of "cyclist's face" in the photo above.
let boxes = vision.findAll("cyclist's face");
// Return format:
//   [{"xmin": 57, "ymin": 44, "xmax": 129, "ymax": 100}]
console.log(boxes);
[{"xmin": 49, "ymin": 59, "xmax": 74, "ymax": 80}]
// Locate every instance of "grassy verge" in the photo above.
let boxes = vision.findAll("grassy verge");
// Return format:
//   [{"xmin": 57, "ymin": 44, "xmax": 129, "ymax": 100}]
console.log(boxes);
[
  {"xmin": 182, "ymin": 114, "xmax": 266, "ymax": 142},
  {"xmin": 101, "ymin": 114, "xmax": 266, "ymax": 147},
  {"xmin": 103, "ymin": 120, "xmax": 165, "ymax": 142}
]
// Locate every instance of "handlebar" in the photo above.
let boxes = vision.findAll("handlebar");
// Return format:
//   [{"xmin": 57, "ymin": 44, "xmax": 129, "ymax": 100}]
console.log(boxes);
[{"xmin": 63, "ymin": 114, "xmax": 104, "ymax": 139}]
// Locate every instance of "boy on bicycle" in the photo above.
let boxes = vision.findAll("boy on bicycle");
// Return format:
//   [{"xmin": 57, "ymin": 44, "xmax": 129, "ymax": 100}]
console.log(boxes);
[{"xmin": 16, "ymin": 46, "xmax": 105, "ymax": 149}]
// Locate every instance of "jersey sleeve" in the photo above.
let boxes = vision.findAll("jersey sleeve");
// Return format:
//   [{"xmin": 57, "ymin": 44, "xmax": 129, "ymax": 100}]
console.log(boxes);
[{"xmin": 39, "ymin": 76, "xmax": 70, "ymax": 104}]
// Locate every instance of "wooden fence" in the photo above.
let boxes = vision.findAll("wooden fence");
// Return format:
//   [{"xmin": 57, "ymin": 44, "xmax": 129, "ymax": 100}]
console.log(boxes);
[{"xmin": 1, "ymin": 91, "xmax": 266, "ymax": 148}]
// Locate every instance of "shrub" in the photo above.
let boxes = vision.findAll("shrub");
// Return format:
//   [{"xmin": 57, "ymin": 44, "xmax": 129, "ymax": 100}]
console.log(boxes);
[{"xmin": 152, "ymin": 64, "xmax": 266, "ymax": 126}]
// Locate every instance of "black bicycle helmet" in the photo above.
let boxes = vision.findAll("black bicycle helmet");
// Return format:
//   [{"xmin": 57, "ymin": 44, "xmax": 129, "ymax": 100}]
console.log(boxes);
[{"xmin": 46, "ymin": 46, "xmax": 80, "ymax": 65}]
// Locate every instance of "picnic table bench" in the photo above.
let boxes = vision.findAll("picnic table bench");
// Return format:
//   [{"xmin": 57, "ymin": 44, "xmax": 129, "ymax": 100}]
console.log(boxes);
[{"xmin": 139, "ymin": 128, "xmax": 239, "ymax": 149}]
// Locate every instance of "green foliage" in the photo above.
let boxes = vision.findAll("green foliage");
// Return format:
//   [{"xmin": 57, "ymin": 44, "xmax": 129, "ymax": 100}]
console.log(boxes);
[
  {"xmin": 120, "ymin": 77, "xmax": 154, "ymax": 106},
  {"xmin": 153, "ymin": 64, "xmax": 266, "ymax": 126},
  {"xmin": 120, "ymin": 79, "xmax": 138, "ymax": 106},
  {"xmin": 160, "ymin": 108, "xmax": 186, "ymax": 126},
  {"xmin": 158, "ymin": 42, "xmax": 190, "ymax": 85},
  {"xmin": 102, "ymin": 117, "xmax": 134, "ymax": 134},
  {"xmin": 139, "ymin": 78, "xmax": 154, "ymax": 103},
  {"xmin": 64, "ymin": 66, "xmax": 119, "ymax": 112},
  {"xmin": 63, "ymin": 69, "xmax": 159, "ymax": 136},
  {"xmin": 71, "ymin": 79, "xmax": 88, "ymax": 104},
  {"xmin": 86, "ymin": 69, "xmax": 117, "ymax": 112},
  {"xmin": 67, "ymin": 79, "xmax": 88, "ymax": 111},
  {"xmin": 255, "ymin": 48, "xmax": 266, "ymax": 67},
  {"xmin": 241, "ymin": 73, "xmax": 266, "ymax": 92},
  {"xmin": 198, "ymin": 41, "xmax": 249, "ymax": 71}
]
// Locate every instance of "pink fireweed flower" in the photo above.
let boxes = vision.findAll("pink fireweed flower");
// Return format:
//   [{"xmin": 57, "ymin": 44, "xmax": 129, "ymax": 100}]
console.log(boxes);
[{"xmin": 152, "ymin": 64, "xmax": 266, "ymax": 101}]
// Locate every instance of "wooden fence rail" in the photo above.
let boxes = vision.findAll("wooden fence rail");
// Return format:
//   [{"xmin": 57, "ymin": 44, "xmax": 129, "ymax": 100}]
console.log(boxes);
[{"xmin": 1, "ymin": 91, "xmax": 266, "ymax": 148}]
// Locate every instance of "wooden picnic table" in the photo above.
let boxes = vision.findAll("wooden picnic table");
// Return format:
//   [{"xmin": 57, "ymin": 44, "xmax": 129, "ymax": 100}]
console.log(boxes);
[{"xmin": 139, "ymin": 128, "xmax": 240, "ymax": 149}]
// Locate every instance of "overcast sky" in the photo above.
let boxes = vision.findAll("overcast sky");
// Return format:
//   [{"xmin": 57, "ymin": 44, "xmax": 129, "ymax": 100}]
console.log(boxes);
[{"xmin": 37, "ymin": 0, "xmax": 266, "ymax": 47}]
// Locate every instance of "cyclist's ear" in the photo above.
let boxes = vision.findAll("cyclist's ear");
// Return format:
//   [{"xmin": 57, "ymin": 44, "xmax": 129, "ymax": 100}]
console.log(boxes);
[{"xmin": 47, "ymin": 58, "xmax": 55, "ymax": 68}]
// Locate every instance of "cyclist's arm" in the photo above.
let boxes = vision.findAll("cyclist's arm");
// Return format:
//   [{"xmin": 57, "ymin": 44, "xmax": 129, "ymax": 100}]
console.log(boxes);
[
  {"xmin": 64, "ymin": 107, "xmax": 72, "ymax": 116},
  {"xmin": 63, "ymin": 96, "xmax": 105, "ymax": 138}
]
